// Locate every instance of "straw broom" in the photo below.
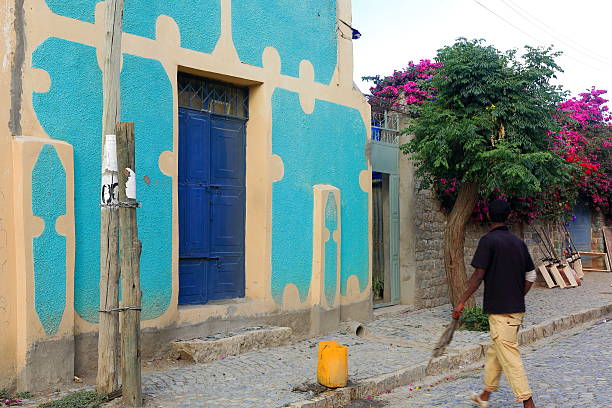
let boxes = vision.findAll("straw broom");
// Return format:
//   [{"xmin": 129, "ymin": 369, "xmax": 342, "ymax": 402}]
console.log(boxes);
[{"xmin": 426, "ymin": 316, "xmax": 461, "ymax": 372}]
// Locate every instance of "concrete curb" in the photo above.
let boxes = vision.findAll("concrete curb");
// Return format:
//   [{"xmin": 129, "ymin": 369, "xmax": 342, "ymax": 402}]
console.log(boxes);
[{"xmin": 287, "ymin": 303, "xmax": 612, "ymax": 408}]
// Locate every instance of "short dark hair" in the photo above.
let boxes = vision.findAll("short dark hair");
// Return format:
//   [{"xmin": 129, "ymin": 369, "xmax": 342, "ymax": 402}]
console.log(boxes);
[{"xmin": 489, "ymin": 199, "xmax": 511, "ymax": 223}]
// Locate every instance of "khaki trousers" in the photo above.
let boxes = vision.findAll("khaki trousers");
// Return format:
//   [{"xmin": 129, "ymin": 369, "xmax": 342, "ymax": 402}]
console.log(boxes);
[{"xmin": 484, "ymin": 313, "xmax": 532, "ymax": 402}]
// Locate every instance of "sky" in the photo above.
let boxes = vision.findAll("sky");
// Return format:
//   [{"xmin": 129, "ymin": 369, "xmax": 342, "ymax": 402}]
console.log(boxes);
[{"xmin": 352, "ymin": 0, "xmax": 612, "ymax": 104}]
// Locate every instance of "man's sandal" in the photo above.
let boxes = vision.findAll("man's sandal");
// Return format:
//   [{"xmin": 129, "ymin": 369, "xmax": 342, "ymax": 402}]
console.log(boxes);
[{"xmin": 470, "ymin": 392, "xmax": 490, "ymax": 408}]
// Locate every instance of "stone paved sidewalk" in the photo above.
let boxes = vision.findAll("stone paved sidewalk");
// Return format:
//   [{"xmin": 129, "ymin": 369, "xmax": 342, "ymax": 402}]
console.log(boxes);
[
  {"xmin": 20, "ymin": 273, "xmax": 612, "ymax": 408},
  {"xmin": 366, "ymin": 272, "xmax": 612, "ymax": 352},
  {"xmin": 139, "ymin": 273, "xmax": 612, "ymax": 408}
]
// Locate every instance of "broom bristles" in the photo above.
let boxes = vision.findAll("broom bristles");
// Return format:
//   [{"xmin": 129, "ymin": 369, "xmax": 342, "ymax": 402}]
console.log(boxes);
[{"xmin": 431, "ymin": 318, "xmax": 460, "ymax": 358}]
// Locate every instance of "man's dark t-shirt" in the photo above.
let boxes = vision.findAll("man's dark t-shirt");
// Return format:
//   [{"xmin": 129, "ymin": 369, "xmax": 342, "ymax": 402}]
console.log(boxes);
[{"xmin": 471, "ymin": 226, "xmax": 535, "ymax": 314}]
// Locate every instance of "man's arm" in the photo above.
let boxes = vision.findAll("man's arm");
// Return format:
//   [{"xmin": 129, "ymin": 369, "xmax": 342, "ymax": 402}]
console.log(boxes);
[
  {"xmin": 523, "ymin": 242, "xmax": 536, "ymax": 296},
  {"xmin": 524, "ymin": 269, "xmax": 536, "ymax": 295},
  {"xmin": 524, "ymin": 281, "xmax": 534, "ymax": 295},
  {"xmin": 452, "ymin": 268, "xmax": 486, "ymax": 318}
]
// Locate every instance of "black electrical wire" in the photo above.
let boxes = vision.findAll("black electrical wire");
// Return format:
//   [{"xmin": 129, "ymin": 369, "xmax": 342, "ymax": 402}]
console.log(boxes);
[{"xmin": 472, "ymin": 0, "xmax": 607, "ymax": 73}]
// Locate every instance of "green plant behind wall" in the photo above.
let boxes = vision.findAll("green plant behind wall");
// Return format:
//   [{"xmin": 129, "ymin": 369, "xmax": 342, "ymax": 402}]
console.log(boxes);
[
  {"xmin": 372, "ymin": 278, "xmax": 384, "ymax": 299},
  {"xmin": 460, "ymin": 305, "xmax": 490, "ymax": 332}
]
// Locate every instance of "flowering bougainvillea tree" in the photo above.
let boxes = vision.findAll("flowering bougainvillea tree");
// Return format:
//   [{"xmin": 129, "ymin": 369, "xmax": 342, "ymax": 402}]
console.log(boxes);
[
  {"xmin": 467, "ymin": 89, "xmax": 611, "ymax": 223},
  {"xmin": 427, "ymin": 89, "xmax": 611, "ymax": 223},
  {"xmin": 363, "ymin": 41, "xmax": 610, "ymax": 306},
  {"xmin": 402, "ymin": 39, "xmax": 569, "ymax": 306},
  {"xmin": 362, "ymin": 59, "xmax": 441, "ymax": 115},
  {"xmin": 365, "ymin": 67, "xmax": 612, "ymax": 222},
  {"xmin": 552, "ymin": 88, "xmax": 612, "ymax": 217}
]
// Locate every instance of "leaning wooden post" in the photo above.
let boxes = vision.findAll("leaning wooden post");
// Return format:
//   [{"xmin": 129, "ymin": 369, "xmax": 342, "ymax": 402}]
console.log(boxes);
[
  {"xmin": 97, "ymin": 0, "xmax": 125, "ymax": 394},
  {"xmin": 117, "ymin": 122, "xmax": 142, "ymax": 406}
]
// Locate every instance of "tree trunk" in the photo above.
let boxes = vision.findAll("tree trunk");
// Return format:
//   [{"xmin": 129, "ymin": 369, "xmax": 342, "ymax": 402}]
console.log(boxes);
[{"xmin": 444, "ymin": 182, "xmax": 479, "ymax": 307}]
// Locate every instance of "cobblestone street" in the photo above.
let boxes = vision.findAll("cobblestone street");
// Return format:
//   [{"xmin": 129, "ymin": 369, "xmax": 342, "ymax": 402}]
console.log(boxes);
[
  {"xmin": 137, "ymin": 274, "xmax": 612, "ymax": 408},
  {"xmin": 349, "ymin": 317, "xmax": 612, "ymax": 408},
  {"xmin": 18, "ymin": 274, "xmax": 612, "ymax": 408}
]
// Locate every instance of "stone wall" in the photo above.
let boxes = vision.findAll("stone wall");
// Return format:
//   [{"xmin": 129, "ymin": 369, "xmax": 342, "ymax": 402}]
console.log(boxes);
[
  {"xmin": 412, "ymin": 189, "xmax": 448, "ymax": 308},
  {"xmin": 589, "ymin": 211, "xmax": 607, "ymax": 269},
  {"xmin": 409, "ymin": 189, "xmax": 564, "ymax": 309},
  {"xmin": 396, "ymin": 118, "xmax": 606, "ymax": 311},
  {"xmin": 591, "ymin": 213, "xmax": 606, "ymax": 252}
]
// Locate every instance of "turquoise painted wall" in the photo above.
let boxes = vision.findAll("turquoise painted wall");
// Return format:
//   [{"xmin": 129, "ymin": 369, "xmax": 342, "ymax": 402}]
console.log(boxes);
[
  {"xmin": 44, "ymin": 0, "xmax": 221, "ymax": 54},
  {"xmin": 123, "ymin": 0, "xmax": 220, "ymax": 53},
  {"xmin": 32, "ymin": 38, "xmax": 101, "ymax": 324},
  {"xmin": 232, "ymin": 0, "xmax": 338, "ymax": 84},
  {"xmin": 271, "ymin": 89, "xmax": 368, "ymax": 303},
  {"xmin": 32, "ymin": 145, "xmax": 67, "ymax": 336},
  {"xmin": 32, "ymin": 38, "xmax": 173, "ymax": 323},
  {"xmin": 33, "ymin": 1, "xmax": 366, "ymax": 319},
  {"xmin": 121, "ymin": 54, "xmax": 173, "ymax": 320},
  {"xmin": 44, "ymin": 0, "xmax": 98, "ymax": 22},
  {"xmin": 324, "ymin": 192, "xmax": 338, "ymax": 306}
]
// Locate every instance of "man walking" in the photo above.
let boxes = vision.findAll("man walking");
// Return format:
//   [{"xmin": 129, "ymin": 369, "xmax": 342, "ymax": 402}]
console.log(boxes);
[{"xmin": 453, "ymin": 199, "xmax": 537, "ymax": 408}]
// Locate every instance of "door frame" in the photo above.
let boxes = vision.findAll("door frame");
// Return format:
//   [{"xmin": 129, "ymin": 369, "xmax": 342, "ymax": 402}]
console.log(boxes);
[
  {"xmin": 177, "ymin": 73, "xmax": 248, "ymax": 305},
  {"xmin": 370, "ymin": 112, "xmax": 401, "ymax": 308},
  {"xmin": 370, "ymin": 171, "xmax": 400, "ymax": 308}
]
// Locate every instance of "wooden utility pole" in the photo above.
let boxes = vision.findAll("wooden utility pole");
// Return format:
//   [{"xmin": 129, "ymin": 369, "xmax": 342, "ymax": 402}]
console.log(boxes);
[
  {"xmin": 117, "ymin": 122, "xmax": 143, "ymax": 406},
  {"xmin": 97, "ymin": 0, "xmax": 124, "ymax": 394}
]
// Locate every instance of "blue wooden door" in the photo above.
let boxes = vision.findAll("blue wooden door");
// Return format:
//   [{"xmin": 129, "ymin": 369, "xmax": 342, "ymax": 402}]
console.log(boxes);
[
  {"xmin": 567, "ymin": 203, "xmax": 592, "ymax": 252},
  {"xmin": 178, "ymin": 108, "xmax": 246, "ymax": 305}
]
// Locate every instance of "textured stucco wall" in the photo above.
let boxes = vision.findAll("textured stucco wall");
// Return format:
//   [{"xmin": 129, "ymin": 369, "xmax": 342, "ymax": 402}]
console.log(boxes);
[
  {"xmin": 270, "ymin": 89, "xmax": 368, "ymax": 303},
  {"xmin": 2, "ymin": 0, "xmax": 371, "ymax": 388},
  {"xmin": 232, "ymin": 0, "xmax": 338, "ymax": 84},
  {"xmin": 27, "ymin": 0, "xmax": 368, "ymax": 327},
  {"xmin": 1, "ymin": 0, "xmax": 18, "ymax": 391},
  {"xmin": 8, "ymin": 138, "xmax": 76, "ymax": 392},
  {"xmin": 324, "ymin": 192, "xmax": 339, "ymax": 306},
  {"xmin": 31, "ymin": 145, "xmax": 66, "ymax": 336},
  {"xmin": 0, "ymin": 137, "xmax": 16, "ymax": 391},
  {"xmin": 44, "ymin": 0, "xmax": 221, "ymax": 54},
  {"xmin": 32, "ymin": 38, "xmax": 173, "ymax": 323}
]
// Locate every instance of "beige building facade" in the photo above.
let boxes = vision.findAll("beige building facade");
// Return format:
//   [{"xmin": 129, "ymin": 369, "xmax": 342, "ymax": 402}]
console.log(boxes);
[{"xmin": 0, "ymin": 0, "xmax": 373, "ymax": 391}]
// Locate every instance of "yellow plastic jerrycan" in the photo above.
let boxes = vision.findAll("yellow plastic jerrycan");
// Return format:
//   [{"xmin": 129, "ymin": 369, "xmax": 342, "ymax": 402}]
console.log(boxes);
[{"xmin": 317, "ymin": 340, "xmax": 348, "ymax": 388}]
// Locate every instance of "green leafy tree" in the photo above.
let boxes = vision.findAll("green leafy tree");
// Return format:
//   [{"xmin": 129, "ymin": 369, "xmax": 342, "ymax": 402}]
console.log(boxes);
[{"xmin": 402, "ymin": 38, "xmax": 572, "ymax": 306}]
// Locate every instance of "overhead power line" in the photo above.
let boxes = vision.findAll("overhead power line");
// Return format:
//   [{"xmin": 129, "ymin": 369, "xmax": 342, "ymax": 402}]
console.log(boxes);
[
  {"xmin": 503, "ymin": 0, "xmax": 610, "ymax": 63},
  {"xmin": 472, "ymin": 0, "xmax": 541, "ymax": 43},
  {"xmin": 472, "ymin": 0, "xmax": 607, "ymax": 73},
  {"xmin": 500, "ymin": 0, "xmax": 610, "ymax": 65}
]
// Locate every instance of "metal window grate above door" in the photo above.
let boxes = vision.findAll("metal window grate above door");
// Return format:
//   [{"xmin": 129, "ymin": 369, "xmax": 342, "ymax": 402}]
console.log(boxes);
[{"xmin": 178, "ymin": 73, "xmax": 249, "ymax": 119}]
